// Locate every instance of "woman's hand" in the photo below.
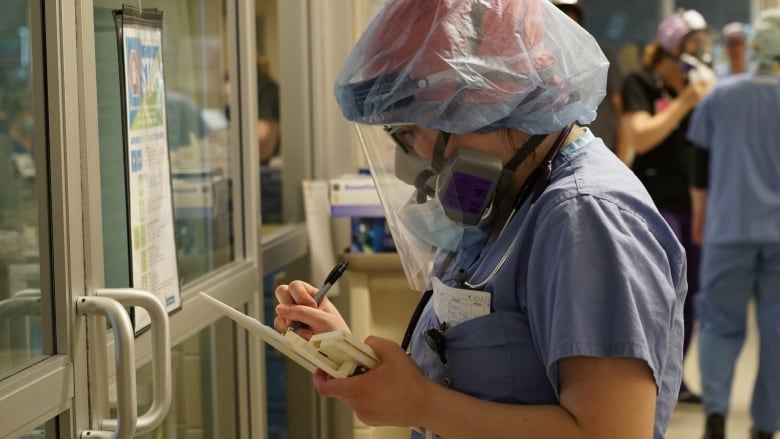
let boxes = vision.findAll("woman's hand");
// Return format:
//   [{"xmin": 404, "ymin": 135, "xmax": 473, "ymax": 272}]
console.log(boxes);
[
  {"xmin": 273, "ymin": 280, "xmax": 350, "ymax": 338},
  {"xmin": 680, "ymin": 78, "xmax": 715, "ymax": 110},
  {"xmin": 313, "ymin": 336, "xmax": 431, "ymax": 427}
]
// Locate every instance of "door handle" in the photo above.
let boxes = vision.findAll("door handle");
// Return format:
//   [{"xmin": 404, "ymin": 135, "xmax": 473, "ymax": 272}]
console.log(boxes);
[
  {"xmin": 76, "ymin": 288, "xmax": 172, "ymax": 438},
  {"xmin": 77, "ymin": 295, "xmax": 137, "ymax": 439},
  {"xmin": 0, "ymin": 289, "xmax": 42, "ymax": 317}
]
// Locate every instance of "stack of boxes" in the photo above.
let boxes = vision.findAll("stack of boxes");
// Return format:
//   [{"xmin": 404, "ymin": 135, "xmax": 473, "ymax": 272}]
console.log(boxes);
[
  {"xmin": 171, "ymin": 169, "xmax": 231, "ymax": 280},
  {"xmin": 329, "ymin": 173, "xmax": 395, "ymax": 254}
]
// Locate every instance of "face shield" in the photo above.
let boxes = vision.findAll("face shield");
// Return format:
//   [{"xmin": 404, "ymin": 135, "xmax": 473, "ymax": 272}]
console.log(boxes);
[
  {"xmin": 357, "ymin": 124, "xmax": 521, "ymax": 291},
  {"xmin": 335, "ymin": 0, "xmax": 609, "ymax": 290},
  {"xmin": 356, "ymin": 125, "xmax": 437, "ymax": 291},
  {"xmin": 678, "ymin": 30, "xmax": 716, "ymax": 83}
]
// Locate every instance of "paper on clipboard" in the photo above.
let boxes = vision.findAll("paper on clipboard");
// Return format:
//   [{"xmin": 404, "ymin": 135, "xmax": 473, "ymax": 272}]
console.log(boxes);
[{"xmin": 199, "ymin": 292, "xmax": 377, "ymax": 378}]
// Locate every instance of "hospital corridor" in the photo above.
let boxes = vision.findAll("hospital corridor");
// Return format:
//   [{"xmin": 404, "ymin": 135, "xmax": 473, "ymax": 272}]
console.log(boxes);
[
  {"xmin": 2, "ymin": 0, "xmax": 780, "ymax": 438},
  {"xmin": 668, "ymin": 304, "xmax": 761, "ymax": 439}
]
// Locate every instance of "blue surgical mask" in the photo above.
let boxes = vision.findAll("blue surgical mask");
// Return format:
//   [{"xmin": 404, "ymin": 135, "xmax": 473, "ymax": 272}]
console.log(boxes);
[{"xmin": 399, "ymin": 197, "xmax": 491, "ymax": 252}]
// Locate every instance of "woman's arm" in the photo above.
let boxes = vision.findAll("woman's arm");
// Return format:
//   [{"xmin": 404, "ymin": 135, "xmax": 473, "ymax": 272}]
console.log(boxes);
[
  {"xmin": 316, "ymin": 337, "xmax": 657, "ymax": 439},
  {"xmin": 690, "ymin": 187, "xmax": 708, "ymax": 246},
  {"xmin": 626, "ymin": 80, "xmax": 712, "ymax": 155}
]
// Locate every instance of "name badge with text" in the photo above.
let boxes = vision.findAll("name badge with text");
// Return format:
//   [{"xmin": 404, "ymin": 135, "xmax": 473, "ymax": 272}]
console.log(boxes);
[{"xmin": 432, "ymin": 277, "xmax": 491, "ymax": 327}]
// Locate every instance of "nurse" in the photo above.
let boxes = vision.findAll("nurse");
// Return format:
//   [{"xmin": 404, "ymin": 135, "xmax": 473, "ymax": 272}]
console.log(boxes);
[
  {"xmin": 687, "ymin": 9, "xmax": 780, "ymax": 439},
  {"xmin": 274, "ymin": 1, "xmax": 687, "ymax": 438}
]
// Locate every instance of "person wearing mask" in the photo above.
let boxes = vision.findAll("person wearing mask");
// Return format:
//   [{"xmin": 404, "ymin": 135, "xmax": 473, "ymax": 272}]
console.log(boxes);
[
  {"xmin": 551, "ymin": 0, "xmax": 625, "ymax": 160},
  {"xmin": 719, "ymin": 22, "xmax": 749, "ymax": 77},
  {"xmin": 686, "ymin": 9, "xmax": 780, "ymax": 439},
  {"xmin": 621, "ymin": 8, "xmax": 715, "ymax": 405},
  {"xmin": 274, "ymin": 1, "xmax": 687, "ymax": 438}
]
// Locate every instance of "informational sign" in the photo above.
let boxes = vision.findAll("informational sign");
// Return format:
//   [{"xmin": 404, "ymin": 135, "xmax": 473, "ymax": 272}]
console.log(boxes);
[{"xmin": 114, "ymin": 5, "xmax": 181, "ymax": 333}]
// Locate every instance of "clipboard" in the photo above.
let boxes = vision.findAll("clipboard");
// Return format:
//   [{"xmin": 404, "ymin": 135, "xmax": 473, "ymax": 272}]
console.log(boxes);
[{"xmin": 199, "ymin": 292, "xmax": 377, "ymax": 378}]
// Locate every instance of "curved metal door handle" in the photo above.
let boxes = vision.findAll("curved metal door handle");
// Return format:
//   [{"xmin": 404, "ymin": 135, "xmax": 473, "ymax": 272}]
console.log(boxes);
[
  {"xmin": 79, "ymin": 288, "xmax": 173, "ymax": 439},
  {"xmin": 97, "ymin": 288, "xmax": 172, "ymax": 435},
  {"xmin": 77, "ymin": 296, "xmax": 138, "ymax": 439}
]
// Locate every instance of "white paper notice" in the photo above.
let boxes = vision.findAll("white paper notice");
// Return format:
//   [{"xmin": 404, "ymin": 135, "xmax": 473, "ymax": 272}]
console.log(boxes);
[{"xmin": 121, "ymin": 19, "xmax": 181, "ymax": 330}]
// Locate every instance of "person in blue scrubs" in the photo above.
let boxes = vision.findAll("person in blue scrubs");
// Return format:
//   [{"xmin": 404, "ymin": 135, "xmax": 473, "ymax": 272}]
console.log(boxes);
[
  {"xmin": 274, "ymin": 1, "xmax": 686, "ymax": 438},
  {"xmin": 621, "ymin": 9, "xmax": 716, "ymax": 404},
  {"xmin": 686, "ymin": 9, "xmax": 780, "ymax": 439}
]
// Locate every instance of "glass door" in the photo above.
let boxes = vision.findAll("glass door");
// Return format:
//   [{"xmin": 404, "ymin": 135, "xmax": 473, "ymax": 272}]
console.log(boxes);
[
  {"xmin": 0, "ymin": 0, "xmax": 95, "ymax": 436},
  {"xmin": 87, "ymin": 0, "xmax": 264, "ymax": 437},
  {"xmin": 2, "ymin": 0, "xmax": 263, "ymax": 437}
]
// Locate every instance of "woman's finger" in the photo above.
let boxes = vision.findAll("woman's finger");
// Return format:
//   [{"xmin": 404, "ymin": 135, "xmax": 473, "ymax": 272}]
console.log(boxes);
[{"xmin": 274, "ymin": 280, "xmax": 317, "ymax": 306}]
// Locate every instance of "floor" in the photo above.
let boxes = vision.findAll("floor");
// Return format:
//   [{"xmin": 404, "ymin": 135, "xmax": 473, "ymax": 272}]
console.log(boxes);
[{"xmin": 666, "ymin": 304, "xmax": 761, "ymax": 439}]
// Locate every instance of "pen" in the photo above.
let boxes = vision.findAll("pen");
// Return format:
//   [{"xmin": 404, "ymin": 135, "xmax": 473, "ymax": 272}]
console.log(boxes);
[{"xmin": 288, "ymin": 260, "xmax": 350, "ymax": 332}]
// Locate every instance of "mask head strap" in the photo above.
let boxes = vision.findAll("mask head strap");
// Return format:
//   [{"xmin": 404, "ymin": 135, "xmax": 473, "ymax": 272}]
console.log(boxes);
[
  {"xmin": 413, "ymin": 131, "xmax": 451, "ymax": 203},
  {"xmin": 494, "ymin": 133, "xmax": 547, "ymax": 201},
  {"xmin": 515, "ymin": 123, "xmax": 574, "ymax": 207},
  {"xmin": 505, "ymin": 134, "xmax": 547, "ymax": 172}
]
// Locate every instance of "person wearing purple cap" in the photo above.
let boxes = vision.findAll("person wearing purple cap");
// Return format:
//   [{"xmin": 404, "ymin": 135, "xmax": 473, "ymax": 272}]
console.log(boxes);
[{"xmin": 620, "ymin": 9, "xmax": 715, "ymax": 406}]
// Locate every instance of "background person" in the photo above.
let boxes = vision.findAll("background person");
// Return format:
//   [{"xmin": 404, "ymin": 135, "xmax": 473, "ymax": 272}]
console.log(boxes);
[
  {"xmin": 274, "ymin": 1, "xmax": 687, "ymax": 438},
  {"xmin": 719, "ymin": 22, "xmax": 749, "ymax": 77},
  {"xmin": 257, "ymin": 56, "xmax": 281, "ymax": 166},
  {"xmin": 686, "ymin": 9, "xmax": 780, "ymax": 439},
  {"xmin": 620, "ymin": 8, "xmax": 715, "ymax": 404}
]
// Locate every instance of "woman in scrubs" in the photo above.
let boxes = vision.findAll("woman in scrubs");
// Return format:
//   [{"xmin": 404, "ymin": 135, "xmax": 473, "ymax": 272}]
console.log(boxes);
[{"xmin": 274, "ymin": 1, "xmax": 687, "ymax": 437}]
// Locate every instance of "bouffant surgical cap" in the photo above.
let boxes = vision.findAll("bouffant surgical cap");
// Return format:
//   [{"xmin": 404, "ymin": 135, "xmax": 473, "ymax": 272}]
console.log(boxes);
[
  {"xmin": 752, "ymin": 8, "xmax": 780, "ymax": 66},
  {"xmin": 656, "ymin": 10, "xmax": 707, "ymax": 54},
  {"xmin": 333, "ymin": 0, "xmax": 609, "ymax": 135}
]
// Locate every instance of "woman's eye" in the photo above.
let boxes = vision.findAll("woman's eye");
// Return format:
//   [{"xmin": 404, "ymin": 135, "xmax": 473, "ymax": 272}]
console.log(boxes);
[{"xmin": 395, "ymin": 126, "xmax": 418, "ymax": 148}]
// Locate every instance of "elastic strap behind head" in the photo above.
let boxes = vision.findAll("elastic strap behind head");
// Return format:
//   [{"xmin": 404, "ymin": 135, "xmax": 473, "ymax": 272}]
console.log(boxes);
[{"xmin": 505, "ymin": 134, "xmax": 547, "ymax": 172}]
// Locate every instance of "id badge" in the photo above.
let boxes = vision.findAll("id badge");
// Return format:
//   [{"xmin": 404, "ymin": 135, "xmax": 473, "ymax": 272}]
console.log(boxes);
[{"xmin": 432, "ymin": 277, "xmax": 491, "ymax": 327}]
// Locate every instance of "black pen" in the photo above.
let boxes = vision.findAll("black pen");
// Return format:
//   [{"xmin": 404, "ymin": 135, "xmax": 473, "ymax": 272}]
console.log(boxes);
[{"xmin": 288, "ymin": 260, "xmax": 350, "ymax": 332}]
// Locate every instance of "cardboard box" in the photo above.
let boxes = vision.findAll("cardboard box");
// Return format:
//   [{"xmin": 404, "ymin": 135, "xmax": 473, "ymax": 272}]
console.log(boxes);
[
  {"xmin": 171, "ymin": 169, "xmax": 231, "ymax": 278},
  {"xmin": 329, "ymin": 175, "xmax": 383, "ymax": 218},
  {"xmin": 329, "ymin": 174, "xmax": 396, "ymax": 253},
  {"xmin": 172, "ymin": 169, "xmax": 227, "ymax": 213}
]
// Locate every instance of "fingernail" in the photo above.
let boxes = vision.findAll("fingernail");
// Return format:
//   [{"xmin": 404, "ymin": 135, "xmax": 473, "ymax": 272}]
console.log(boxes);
[{"xmin": 276, "ymin": 304, "xmax": 290, "ymax": 314}]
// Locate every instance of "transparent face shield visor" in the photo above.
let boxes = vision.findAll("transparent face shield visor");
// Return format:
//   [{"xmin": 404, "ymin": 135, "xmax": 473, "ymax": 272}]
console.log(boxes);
[
  {"xmin": 355, "ymin": 124, "xmax": 436, "ymax": 291},
  {"xmin": 355, "ymin": 124, "xmax": 503, "ymax": 291}
]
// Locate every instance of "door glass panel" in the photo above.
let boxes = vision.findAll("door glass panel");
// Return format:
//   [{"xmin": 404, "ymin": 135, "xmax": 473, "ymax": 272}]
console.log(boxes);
[
  {"xmin": 109, "ymin": 318, "xmax": 239, "ymax": 438},
  {"xmin": 94, "ymin": 0, "xmax": 235, "ymax": 286},
  {"xmin": 256, "ymin": 0, "xmax": 283, "ymax": 226},
  {"xmin": 0, "ymin": 0, "xmax": 45, "ymax": 379}
]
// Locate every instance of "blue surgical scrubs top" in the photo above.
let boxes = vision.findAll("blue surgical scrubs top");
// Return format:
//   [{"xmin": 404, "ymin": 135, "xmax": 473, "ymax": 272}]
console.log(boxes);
[
  {"xmin": 410, "ymin": 132, "xmax": 687, "ymax": 439},
  {"xmin": 687, "ymin": 72, "xmax": 780, "ymax": 244}
]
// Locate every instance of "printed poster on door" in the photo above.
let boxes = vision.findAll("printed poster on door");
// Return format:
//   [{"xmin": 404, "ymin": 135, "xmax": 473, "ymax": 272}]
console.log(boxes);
[{"xmin": 116, "ymin": 6, "xmax": 181, "ymax": 333}]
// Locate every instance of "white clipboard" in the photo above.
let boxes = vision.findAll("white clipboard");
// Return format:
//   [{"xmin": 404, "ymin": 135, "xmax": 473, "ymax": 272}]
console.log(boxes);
[{"xmin": 199, "ymin": 292, "xmax": 377, "ymax": 378}]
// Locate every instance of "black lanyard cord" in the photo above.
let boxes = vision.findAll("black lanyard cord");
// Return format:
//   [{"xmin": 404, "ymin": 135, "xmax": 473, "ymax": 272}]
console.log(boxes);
[
  {"xmin": 401, "ymin": 252, "xmax": 456, "ymax": 352},
  {"xmin": 401, "ymin": 289, "xmax": 433, "ymax": 351}
]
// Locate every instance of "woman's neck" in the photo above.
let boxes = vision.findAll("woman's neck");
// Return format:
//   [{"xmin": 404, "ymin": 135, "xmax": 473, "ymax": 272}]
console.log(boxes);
[{"xmin": 490, "ymin": 124, "xmax": 584, "ymax": 236}]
